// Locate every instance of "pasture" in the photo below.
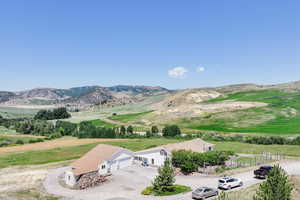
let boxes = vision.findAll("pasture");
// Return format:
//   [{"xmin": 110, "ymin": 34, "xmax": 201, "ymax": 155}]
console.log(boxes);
[{"xmin": 184, "ymin": 89, "xmax": 300, "ymax": 134}]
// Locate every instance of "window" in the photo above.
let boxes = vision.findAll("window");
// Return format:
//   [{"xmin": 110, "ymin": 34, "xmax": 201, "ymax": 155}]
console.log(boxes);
[
  {"xmin": 160, "ymin": 150, "xmax": 167, "ymax": 156},
  {"xmin": 68, "ymin": 175, "xmax": 71, "ymax": 181},
  {"xmin": 151, "ymin": 159, "xmax": 155, "ymax": 165},
  {"xmin": 101, "ymin": 165, "xmax": 106, "ymax": 169}
]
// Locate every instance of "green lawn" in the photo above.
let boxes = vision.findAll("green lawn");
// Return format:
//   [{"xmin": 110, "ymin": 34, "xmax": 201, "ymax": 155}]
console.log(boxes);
[
  {"xmin": 108, "ymin": 110, "xmax": 154, "ymax": 122},
  {"xmin": 186, "ymin": 89, "xmax": 300, "ymax": 134},
  {"xmin": 90, "ymin": 119, "xmax": 117, "ymax": 128},
  {"xmin": 142, "ymin": 185, "xmax": 192, "ymax": 196}
]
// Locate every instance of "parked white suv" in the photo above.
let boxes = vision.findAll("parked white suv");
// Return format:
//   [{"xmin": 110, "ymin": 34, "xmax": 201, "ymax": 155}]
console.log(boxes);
[{"xmin": 218, "ymin": 177, "xmax": 243, "ymax": 190}]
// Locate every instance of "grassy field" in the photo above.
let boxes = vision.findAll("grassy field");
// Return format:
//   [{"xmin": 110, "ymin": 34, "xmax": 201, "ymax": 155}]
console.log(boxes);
[
  {"xmin": 0, "ymin": 107, "xmax": 39, "ymax": 118},
  {"xmin": 0, "ymin": 126, "xmax": 17, "ymax": 134},
  {"xmin": 184, "ymin": 89, "xmax": 300, "ymax": 134},
  {"xmin": 0, "ymin": 135, "xmax": 40, "ymax": 144},
  {"xmin": 90, "ymin": 119, "xmax": 117, "ymax": 128},
  {"xmin": 0, "ymin": 138, "xmax": 184, "ymax": 168},
  {"xmin": 213, "ymin": 141, "xmax": 300, "ymax": 157},
  {"xmin": 1, "ymin": 138, "xmax": 300, "ymax": 169},
  {"xmin": 108, "ymin": 110, "xmax": 153, "ymax": 123}
]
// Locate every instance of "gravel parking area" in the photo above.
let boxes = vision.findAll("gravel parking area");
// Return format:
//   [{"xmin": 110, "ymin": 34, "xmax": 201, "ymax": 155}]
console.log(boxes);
[{"xmin": 44, "ymin": 161, "xmax": 300, "ymax": 200}]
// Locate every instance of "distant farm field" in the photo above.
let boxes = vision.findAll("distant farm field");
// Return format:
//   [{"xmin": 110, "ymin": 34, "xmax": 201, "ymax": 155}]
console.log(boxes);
[
  {"xmin": 183, "ymin": 89, "xmax": 300, "ymax": 134},
  {"xmin": 0, "ymin": 107, "xmax": 39, "ymax": 118},
  {"xmin": 108, "ymin": 110, "xmax": 153, "ymax": 123},
  {"xmin": 91, "ymin": 119, "xmax": 117, "ymax": 128}
]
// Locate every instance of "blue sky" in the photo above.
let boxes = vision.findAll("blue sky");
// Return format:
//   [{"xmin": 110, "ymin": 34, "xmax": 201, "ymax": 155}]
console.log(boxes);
[{"xmin": 1, "ymin": 0, "xmax": 300, "ymax": 91}]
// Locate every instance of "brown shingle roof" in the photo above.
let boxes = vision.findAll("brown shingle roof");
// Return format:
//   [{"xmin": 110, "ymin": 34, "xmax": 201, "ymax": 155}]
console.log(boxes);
[
  {"xmin": 71, "ymin": 144, "xmax": 122, "ymax": 176},
  {"xmin": 137, "ymin": 138, "xmax": 214, "ymax": 154}
]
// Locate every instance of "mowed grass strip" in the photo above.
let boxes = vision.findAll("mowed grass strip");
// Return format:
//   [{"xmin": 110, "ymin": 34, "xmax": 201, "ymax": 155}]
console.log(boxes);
[
  {"xmin": 108, "ymin": 110, "xmax": 153, "ymax": 122},
  {"xmin": 0, "ymin": 138, "xmax": 185, "ymax": 168}
]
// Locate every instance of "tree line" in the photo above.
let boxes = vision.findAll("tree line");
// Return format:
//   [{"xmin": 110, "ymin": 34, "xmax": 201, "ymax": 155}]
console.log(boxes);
[{"xmin": 34, "ymin": 107, "xmax": 71, "ymax": 120}]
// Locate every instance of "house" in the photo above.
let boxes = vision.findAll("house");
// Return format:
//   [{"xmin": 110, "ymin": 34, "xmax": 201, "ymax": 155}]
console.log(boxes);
[
  {"xmin": 134, "ymin": 138, "xmax": 214, "ymax": 167},
  {"xmin": 65, "ymin": 144, "xmax": 134, "ymax": 186},
  {"xmin": 65, "ymin": 139, "xmax": 214, "ymax": 186}
]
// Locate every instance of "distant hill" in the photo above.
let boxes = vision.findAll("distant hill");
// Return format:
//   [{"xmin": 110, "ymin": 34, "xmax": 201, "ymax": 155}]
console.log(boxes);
[{"xmin": 0, "ymin": 85, "xmax": 171, "ymax": 109}]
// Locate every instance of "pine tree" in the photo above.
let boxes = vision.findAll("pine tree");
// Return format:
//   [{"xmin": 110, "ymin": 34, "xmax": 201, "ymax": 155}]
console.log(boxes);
[
  {"xmin": 152, "ymin": 158, "xmax": 175, "ymax": 193},
  {"xmin": 253, "ymin": 165, "xmax": 293, "ymax": 200},
  {"xmin": 127, "ymin": 125, "xmax": 134, "ymax": 135},
  {"xmin": 120, "ymin": 126, "xmax": 126, "ymax": 137}
]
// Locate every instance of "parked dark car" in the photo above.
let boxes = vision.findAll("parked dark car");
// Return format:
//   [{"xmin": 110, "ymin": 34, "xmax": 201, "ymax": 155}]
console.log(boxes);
[{"xmin": 254, "ymin": 166, "xmax": 273, "ymax": 179}]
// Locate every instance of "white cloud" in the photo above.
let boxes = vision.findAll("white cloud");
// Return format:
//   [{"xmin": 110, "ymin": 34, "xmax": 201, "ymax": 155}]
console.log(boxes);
[
  {"xmin": 196, "ymin": 66, "xmax": 205, "ymax": 72},
  {"xmin": 168, "ymin": 67, "xmax": 188, "ymax": 78}
]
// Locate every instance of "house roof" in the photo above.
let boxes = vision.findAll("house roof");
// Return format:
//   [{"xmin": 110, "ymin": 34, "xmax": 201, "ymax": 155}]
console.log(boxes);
[
  {"xmin": 136, "ymin": 138, "xmax": 214, "ymax": 154},
  {"xmin": 71, "ymin": 144, "xmax": 123, "ymax": 176}
]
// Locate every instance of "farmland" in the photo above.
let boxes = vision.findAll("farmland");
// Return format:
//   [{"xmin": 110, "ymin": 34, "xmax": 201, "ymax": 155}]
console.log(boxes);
[
  {"xmin": 108, "ymin": 110, "xmax": 153, "ymax": 123},
  {"xmin": 0, "ymin": 107, "xmax": 38, "ymax": 118},
  {"xmin": 181, "ymin": 89, "xmax": 300, "ymax": 134}
]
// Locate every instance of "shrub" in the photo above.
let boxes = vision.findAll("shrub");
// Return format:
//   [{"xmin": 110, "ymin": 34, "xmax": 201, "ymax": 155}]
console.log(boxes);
[
  {"xmin": 162, "ymin": 125, "xmax": 181, "ymax": 137},
  {"xmin": 141, "ymin": 186, "xmax": 153, "ymax": 195},
  {"xmin": 28, "ymin": 139, "xmax": 38, "ymax": 143},
  {"xmin": 15, "ymin": 139, "xmax": 25, "ymax": 145},
  {"xmin": 172, "ymin": 150, "xmax": 232, "ymax": 174}
]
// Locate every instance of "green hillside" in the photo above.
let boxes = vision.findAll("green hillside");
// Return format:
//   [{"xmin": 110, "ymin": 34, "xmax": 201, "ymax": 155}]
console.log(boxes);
[{"xmin": 182, "ymin": 89, "xmax": 300, "ymax": 134}]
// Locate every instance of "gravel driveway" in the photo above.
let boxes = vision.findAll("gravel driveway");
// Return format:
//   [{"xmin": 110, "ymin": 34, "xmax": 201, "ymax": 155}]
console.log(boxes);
[{"xmin": 44, "ymin": 160, "xmax": 300, "ymax": 200}]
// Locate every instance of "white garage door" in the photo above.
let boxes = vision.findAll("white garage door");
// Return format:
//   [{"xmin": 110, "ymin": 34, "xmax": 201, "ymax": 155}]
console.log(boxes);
[{"xmin": 110, "ymin": 156, "xmax": 132, "ymax": 172}]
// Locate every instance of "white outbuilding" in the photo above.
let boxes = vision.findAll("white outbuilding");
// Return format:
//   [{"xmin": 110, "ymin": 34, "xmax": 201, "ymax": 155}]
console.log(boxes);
[{"xmin": 134, "ymin": 138, "xmax": 215, "ymax": 167}]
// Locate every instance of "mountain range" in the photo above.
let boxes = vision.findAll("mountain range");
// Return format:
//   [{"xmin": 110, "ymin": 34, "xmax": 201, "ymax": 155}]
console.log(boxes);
[{"xmin": 0, "ymin": 85, "xmax": 171, "ymax": 109}]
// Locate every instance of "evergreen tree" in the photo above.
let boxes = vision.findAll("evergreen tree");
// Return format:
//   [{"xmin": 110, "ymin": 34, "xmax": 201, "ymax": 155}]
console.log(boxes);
[
  {"xmin": 127, "ymin": 125, "xmax": 134, "ymax": 135},
  {"xmin": 120, "ymin": 126, "xmax": 126, "ymax": 137},
  {"xmin": 253, "ymin": 165, "xmax": 293, "ymax": 200},
  {"xmin": 152, "ymin": 158, "xmax": 175, "ymax": 192},
  {"xmin": 151, "ymin": 126, "xmax": 159, "ymax": 134}
]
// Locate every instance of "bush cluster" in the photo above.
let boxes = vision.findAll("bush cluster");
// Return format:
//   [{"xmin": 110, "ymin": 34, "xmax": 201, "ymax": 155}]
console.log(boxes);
[
  {"xmin": 172, "ymin": 150, "xmax": 233, "ymax": 174},
  {"xmin": 34, "ymin": 107, "xmax": 71, "ymax": 120},
  {"xmin": 162, "ymin": 125, "xmax": 181, "ymax": 137}
]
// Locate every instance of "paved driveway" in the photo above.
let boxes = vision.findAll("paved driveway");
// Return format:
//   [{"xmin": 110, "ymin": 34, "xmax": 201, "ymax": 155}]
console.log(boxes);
[{"xmin": 44, "ymin": 161, "xmax": 300, "ymax": 200}]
